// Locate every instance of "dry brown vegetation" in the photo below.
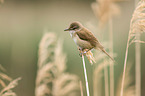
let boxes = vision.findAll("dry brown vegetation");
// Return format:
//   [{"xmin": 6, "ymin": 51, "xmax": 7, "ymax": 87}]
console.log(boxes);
[
  {"xmin": 35, "ymin": 33, "xmax": 80, "ymax": 96},
  {"xmin": 91, "ymin": 0, "xmax": 144, "ymax": 96},
  {"xmin": 0, "ymin": 0, "xmax": 144, "ymax": 96},
  {"xmin": 0, "ymin": 65, "xmax": 21, "ymax": 96},
  {"xmin": 91, "ymin": 0, "xmax": 120, "ymax": 27},
  {"xmin": 0, "ymin": 0, "xmax": 4, "ymax": 4},
  {"xmin": 121, "ymin": 0, "xmax": 145, "ymax": 96}
]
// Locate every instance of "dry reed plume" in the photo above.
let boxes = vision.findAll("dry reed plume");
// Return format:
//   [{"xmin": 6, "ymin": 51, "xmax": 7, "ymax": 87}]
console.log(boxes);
[
  {"xmin": 91, "ymin": 0, "xmax": 120, "ymax": 27},
  {"xmin": 0, "ymin": 64, "xmax": 21, "ymax": 96},
  {"xmin": 35, "ymin": 32, "xmax": 80, "ymax": 96},
  {"xmin": 0, "ymin": 78, "xmax": 21, "ymax": 96},
  {"xmin": 0, "ymin": 66, "xmax": 12, "ymax": 88},
  {"xmin": 121, "ymin": 1, "xmax": 145, "ymax": 96},
  {"xmin": 0, "ymin": 0, "xmax": 4, "ymax": 3}
]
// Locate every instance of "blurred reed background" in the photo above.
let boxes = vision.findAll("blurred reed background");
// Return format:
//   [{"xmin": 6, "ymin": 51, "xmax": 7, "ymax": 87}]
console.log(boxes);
[{"xmin": 0, "ymin": 0, "xmax": 145, "ymax": 96}]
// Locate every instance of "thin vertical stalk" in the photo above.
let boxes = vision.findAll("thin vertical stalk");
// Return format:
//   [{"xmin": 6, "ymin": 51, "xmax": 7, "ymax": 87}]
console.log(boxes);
[
  {"xmin": 120, "ymin": 38, "xmax": 130, "ymax": 96},
  {"xmin": 109, "ymin": 17, "xmax": 114, "ymax": 96},
  {"xmin": 135, "ymin": 34, "xmax": 141, "ymax": 96},
  {"xmin": 135, "ymin": 0, "xmax": 141, "ymax": 95},
  {"xmin": 80, "ymin": 81, "xmax": 84, "ymax": 96},
  {"xmin": 82, "ymin": 55, "xmax": 90, "ymax": 96},
  {"xmin": 104, "ymin": 63, "xmax": 109, "ymax": 96},
  {"xmin": 93, "ymin": 69, "xmax": 97, "ymax": 96}
]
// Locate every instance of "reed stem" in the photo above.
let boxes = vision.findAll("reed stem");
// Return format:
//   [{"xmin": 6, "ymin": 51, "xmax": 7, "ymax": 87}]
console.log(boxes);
[
  {"xmin": 104, "ymin": 62, "xmax": 109, "ymax": 96},
  {"xmin": 109, "ymin": 17, "xmax": 114, "ymax": 96},
  {"xmin": 135, "ymin": 0, "xmax": 141, "ymax": 96},
  {"xmin": 80, "ymin": 81, "xmax": 84, "ymax": 96},
  {"xmin": 120, "ymin": 38, "xmax": 130, "ymax": 96},
  {"xmin": 82, "ymin": 55, "xmax": 90, "ymax": 96},
  {"xmin": 135, "ymin": 32, "xmax": 141, "ymax": 96}
]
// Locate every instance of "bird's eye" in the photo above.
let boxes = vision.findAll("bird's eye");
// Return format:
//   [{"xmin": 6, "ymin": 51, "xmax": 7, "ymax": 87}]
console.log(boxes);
[{"xmin": 73, "ymin": 26, "xmax": 78, "ymax": 30}]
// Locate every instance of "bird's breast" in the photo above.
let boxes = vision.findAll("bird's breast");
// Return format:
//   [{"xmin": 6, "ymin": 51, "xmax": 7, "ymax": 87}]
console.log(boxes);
[
  {"xmin": 72, "ymin": 34, "xmax": 93, "ymax": 49},
  {"xmin": 72, "ymin": 35, "xmax": 78, "ymax": 44},
  {"xmin": 69, "ymin": 31, "xmax": 93, "ymax": 49},
  {"xmin": 69, "ymin": 31, "xmax": 78, "ymax": 44}
]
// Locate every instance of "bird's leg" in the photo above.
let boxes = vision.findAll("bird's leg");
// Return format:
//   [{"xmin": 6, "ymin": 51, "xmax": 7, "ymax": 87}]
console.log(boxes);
[
  {"xmin": 79, "ymin": 49, "xmax": 90, "ymax": 57},
  {"xmin": 78, "ymin": 47, "xmax": 83, "ymax": 57},
  {"xmin": 78, "ymin": 47, "xmax": 91, "ymax": 57},
  {"xmin": 83, "ymin": 49, "xmax": 90, "ymax": 54}
]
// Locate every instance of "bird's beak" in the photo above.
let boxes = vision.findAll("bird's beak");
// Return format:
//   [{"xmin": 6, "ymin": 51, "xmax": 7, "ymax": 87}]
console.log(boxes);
[{"xmin": 64, "ymin": 28, "xmax": 70, "ymax": 31}]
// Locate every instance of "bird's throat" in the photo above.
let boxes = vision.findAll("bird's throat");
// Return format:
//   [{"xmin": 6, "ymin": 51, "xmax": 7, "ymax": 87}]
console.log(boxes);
[{"xmin": 69, "ymin": 30, "xmax": 76, "ymax": 37}]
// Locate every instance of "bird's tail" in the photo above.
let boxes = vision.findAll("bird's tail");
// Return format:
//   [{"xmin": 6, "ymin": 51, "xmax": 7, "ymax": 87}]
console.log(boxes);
[{"xmin": 101, "ymin": 49, "xmax": 114, "ymax": 61}]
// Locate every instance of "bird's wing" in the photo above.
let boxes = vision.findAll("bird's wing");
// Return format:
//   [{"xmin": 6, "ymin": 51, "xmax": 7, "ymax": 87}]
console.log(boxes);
[{"xmin": 76, "ymin": 28, "xmax": 101, "ymax": 47}]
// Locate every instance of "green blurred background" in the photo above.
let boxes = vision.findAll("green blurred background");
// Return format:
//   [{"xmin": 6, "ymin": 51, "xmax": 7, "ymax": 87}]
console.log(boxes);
[{"xmin": 0, "ymin": 0, "xmax": 145, "ymax": 96}]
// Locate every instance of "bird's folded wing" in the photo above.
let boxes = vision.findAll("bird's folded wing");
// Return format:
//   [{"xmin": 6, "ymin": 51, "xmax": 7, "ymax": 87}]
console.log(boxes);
[{"xmin": 76, "ymin": 28, "xmax": 99, "ymax": 47}]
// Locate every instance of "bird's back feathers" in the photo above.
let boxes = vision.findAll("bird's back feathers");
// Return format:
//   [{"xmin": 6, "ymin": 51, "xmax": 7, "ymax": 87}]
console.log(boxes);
[
  {"xmin": 76, "ymin": 28, "xmax": 114, "ymax": 61},
  {"xmin": 76, "ymin": 28, "xmax": 103, "ymax": 49}
]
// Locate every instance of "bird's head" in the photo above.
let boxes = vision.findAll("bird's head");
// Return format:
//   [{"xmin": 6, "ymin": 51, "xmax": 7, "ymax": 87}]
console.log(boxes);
[{"xmin": 64, "ymin": 21, "xmax": 83, "ymax": 32}]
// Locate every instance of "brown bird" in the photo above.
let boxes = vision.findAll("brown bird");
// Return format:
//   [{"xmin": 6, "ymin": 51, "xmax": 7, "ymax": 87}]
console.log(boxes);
[{"xmin": 64, "ymin": 21, "xmax": 114, "ymax": 61}]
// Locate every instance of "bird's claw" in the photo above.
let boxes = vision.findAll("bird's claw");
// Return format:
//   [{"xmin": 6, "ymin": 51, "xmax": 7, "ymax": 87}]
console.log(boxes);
[
  {"xmin": 78, "ymin": 48, "xmax": 90, "ymax": 57},
  {"xmin": 79, "ymin": 53, "xmax": 82, "ymax": 57},
  {"xmin": 79, "ymin": 51, "xmax": 86, "ymax": 57}
]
